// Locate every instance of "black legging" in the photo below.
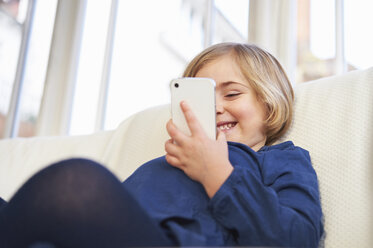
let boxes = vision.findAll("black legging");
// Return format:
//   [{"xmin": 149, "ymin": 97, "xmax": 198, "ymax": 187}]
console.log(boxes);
[{"xmin": 0, "ymin": 158, "xmax": 174, "ymax": 248}]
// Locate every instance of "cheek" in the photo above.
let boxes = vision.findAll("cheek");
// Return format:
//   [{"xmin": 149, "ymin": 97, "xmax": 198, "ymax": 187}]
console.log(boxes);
[
  {"xmin": 234, "ymin": 104, "xmax": 267, "ymax": 133},
  {"xmin": 235, "ymin": 104, "xmax": 257, "ymax": 121},
  {"xmin": 227, "ymin": 96, "xmax": 266, "ymax": 124}
]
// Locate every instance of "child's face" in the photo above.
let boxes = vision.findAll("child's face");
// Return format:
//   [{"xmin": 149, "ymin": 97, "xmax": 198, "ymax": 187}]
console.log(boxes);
[{"xmin": 195, "ymin": 54, "xmax": 267, "ymax": 151}]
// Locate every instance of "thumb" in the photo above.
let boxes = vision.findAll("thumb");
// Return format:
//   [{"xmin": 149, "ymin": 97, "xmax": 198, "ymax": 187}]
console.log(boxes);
[{"xmin": 216, "ymin": 130, "xmax": 227, "ymax": 143}]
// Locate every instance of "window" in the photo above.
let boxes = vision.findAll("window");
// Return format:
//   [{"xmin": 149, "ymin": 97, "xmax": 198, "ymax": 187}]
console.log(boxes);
[
  {"xmin": 69, "ymin": 0, "xmax": 112, "ymax": 135},
  {"xmin": 103, "ymin": 0, "xmax": 190, "ymax": 131},
  {"xmin": 297, "ymin": 0, "xmax": 337, "ymax": 83},
  {"xmin": 0, "ymin": 0, "xmax": 24, "ymax": 138},
  {"xmin": 215, "ymin": 0, "xmax": 249, "ymax": 41},
  {"xmin": 9, "ymin": 0, "xmax": 371, "ymax": 138},
  {"xmin": 344, "ymin": 0, "xmax": 373, "ymax": 69},
  {"xmin": 70, "ymin": 0, "xmax": 249, "ymax": 134},
  {"xmin": 0, "ymin": 0, "xmax": 57, "ymax": 138},
  {"xmin": 296, "ymin": 0, "xmax": 373, "ymax": 83}
]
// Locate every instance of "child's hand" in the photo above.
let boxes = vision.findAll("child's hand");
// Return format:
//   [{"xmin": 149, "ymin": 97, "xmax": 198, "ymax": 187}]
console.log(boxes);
[{"xmin": 165, "ymin": 101, "xmax": 233, "ymax": 198}]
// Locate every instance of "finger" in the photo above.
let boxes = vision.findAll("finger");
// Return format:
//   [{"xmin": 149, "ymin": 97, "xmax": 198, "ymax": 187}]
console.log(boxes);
[
  {"xmin": 180, "ymin": 101, "xmax": 205, "ymax": 137},
  {"xmin": 166, "ymin": 119, "xmax": 188, "ymax": 145},
  {"xmin": 166, "ymin": 119, "xmax": 174, "ymax": 137},
  {"xmin": 165, "ymin": 153, "xmax": 183, "ymax": 168},
  {"xmin": 164, "ymin": 138, "xmax": 181, "ymax": 156}
]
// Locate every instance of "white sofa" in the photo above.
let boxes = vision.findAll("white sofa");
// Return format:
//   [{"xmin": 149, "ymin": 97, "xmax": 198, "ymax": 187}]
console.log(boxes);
[{"xmin": 1, "ymin": 67, "xmax": 372, "ymax": 247}]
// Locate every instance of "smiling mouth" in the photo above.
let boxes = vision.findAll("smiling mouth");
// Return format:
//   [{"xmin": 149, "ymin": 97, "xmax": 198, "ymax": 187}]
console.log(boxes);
[{"xmin": 217, "ymin": 122, "xmax": 237, "ymax": 131}]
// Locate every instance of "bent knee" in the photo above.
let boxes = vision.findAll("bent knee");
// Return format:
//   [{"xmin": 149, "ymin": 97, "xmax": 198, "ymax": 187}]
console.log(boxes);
[
  {"xmin": 31, "ymin": 158, "xmax": 115, "ymax": 188},
  {"xmin": 51, "ymin": 158, "xmax": 103, "ymax": 169}
]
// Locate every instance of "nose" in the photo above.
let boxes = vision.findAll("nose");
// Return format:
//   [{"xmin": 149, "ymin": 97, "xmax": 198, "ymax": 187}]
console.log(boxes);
[{"xmin": 216, "ymin": 97, "xmax": 224, "ymax": 115}]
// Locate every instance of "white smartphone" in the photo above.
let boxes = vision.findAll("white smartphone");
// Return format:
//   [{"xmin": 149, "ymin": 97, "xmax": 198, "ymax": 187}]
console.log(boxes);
[{"xmin": 170, "ymin": 77, "xmax": 216, "ymax": 140}]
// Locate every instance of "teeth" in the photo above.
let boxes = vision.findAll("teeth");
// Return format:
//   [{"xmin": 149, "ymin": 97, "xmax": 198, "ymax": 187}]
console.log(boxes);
[{"xmin": 218, "ymin": 123, "xmax": 235, "ymax": 130}]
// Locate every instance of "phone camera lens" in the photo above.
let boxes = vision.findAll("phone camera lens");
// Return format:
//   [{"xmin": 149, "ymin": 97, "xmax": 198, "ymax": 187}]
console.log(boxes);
[{"xmin": 175, "ymin": 83, "xmax": 179, "ymax": 88}]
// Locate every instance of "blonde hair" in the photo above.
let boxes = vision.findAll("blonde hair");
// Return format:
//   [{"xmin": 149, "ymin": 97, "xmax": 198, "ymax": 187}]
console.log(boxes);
[{"xmin": 183, "ymin": 42, "xmax": 294, "ymax": 145}]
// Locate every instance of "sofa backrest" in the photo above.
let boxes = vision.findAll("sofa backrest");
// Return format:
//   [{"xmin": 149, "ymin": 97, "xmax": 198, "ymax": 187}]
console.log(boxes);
[{"xmin": 281, "ymin": 67, "xmax": 373, "ymax": 247}]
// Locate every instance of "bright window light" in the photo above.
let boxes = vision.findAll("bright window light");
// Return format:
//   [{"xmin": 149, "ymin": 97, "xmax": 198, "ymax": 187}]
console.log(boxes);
[
  {"xmin": 215, "ymin": 0, "xmax": 249, "ymax": 39},
  {"xmin": 310, "ymin": 0, "xmax": 335, "ymax": 59},
  {"xmin": 344, "ymin": 0, "xmax": 373, "ymax": 69},
  {"xmin": 69, "ymin": 0, "xmax": 111, "ymax": 135}
]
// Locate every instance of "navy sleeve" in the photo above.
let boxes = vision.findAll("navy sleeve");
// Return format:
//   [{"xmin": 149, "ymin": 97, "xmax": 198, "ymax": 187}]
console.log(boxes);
[
  {"xmin": 208, "ymin": 143, "xmax": 324, "ymax": 247},
  {"xmin": 0, "ymin": 197, "xmax": 7, "ymax": 212}
]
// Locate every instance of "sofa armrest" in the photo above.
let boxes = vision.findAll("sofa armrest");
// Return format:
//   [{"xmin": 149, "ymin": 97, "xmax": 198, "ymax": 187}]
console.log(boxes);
[{"xmin": 0, "ymin": 130, "xmax": 114, "ymax": 200}]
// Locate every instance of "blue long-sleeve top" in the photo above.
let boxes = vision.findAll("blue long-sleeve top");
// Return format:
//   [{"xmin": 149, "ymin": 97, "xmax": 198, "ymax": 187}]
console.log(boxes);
[{"xmin": 122, "ymin": 141, "xmax": 324, "ymax": 247}]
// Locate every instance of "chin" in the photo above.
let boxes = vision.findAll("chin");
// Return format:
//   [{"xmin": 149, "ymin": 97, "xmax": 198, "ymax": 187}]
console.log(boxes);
[{"xmin": 225, "ymin": 135, "xmax": 241, "ymax": 144}]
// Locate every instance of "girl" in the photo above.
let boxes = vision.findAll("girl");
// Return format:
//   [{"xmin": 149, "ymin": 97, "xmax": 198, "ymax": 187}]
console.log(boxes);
[{"xmin": 0, "ymin": 42, "xmax": 324, "ymax": 247}]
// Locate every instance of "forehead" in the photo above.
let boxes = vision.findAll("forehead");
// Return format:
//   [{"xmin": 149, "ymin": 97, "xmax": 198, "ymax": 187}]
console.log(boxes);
[
  {"xmin": 196, "ymin": 54, "xmax": 248, "ymax": 85},
  {"xmin": 198, "ymin": 54, "xmax": 240, "ymax": 73}
]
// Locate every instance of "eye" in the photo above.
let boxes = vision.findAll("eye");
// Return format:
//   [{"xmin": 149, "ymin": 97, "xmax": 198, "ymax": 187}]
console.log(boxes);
[{"xmin": 225, "ymin": 92, "xmax": 241, "ymax": 98}]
